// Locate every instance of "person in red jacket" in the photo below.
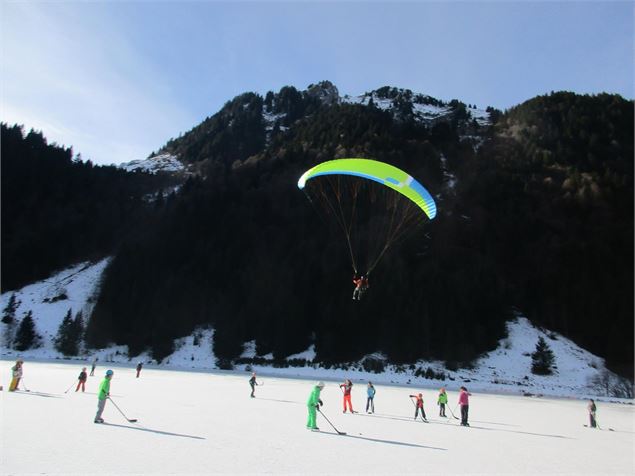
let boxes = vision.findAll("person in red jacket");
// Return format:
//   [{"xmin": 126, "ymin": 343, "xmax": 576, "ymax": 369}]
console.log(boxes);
[
  {"xmin": 458, "ymin": 386, "xmax": 471, "ymax": 426},
  {"xmin": 76, "ymin": 367, "xmax": 88, "ymax": 392},
  {"xmin": 340, "ymin": 379, "xmax": 355, "ymax": 413},
  {"xmin": 409, "ymin": 393, "xmax": 427, "ymax": 421},
  {"xmin": 352, "ymin": 274, "xmax": 369, "ymax": 300}
]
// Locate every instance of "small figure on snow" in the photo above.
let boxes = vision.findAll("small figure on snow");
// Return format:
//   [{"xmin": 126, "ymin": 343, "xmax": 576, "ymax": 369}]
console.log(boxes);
[
  {"xmin": 94, "ymin": 369, "xmax": 114, "ymax": 423},
  {"xmin": 340, "ymin": 379, "xmax": 354, "ymax": 413},
  {"xmin": 136, "ymin": 362, "xmax": 143, "ymax": 378},
  {"xmin": 9, "ymin": 359, "xmax": 23, "ymax": 391},
  {"xmin": 438, "ymin": 387, "xmax": 448, "ymax": 417},
  {"xmin": 352, "ymin": 274, "xmax": 369, "ymax": 300},
  {"xmin": 588, "ymin": 399, "xmax": 597, "ymax": 428},
  {"xmin": 249, "ymin": 372, "xmax": 259, "ymax": 398},
  {"xmin": 366, "ymin": 382, "xmax": 376, "ymax": 414},
  {"xmin": 89, "ymin": 357, "xmax": 98, "ymax": 377},
  {"xmin": 410, "ymin": 393, "xmax": 427, "ymax": 421},
  {"xmin": 76, "ymin": 367, "xmax": 88, "ymax": 392},
  {"xmin": 306, "ymin": 381, "xmax": 325, "ymax": 430},
  {"xmin": 458, "ymin": 386, "xmax": 471, "ymax": 426}
]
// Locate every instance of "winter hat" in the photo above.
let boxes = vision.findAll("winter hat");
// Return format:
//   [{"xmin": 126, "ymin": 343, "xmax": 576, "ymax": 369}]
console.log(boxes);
[
  {"xmin": 317, "ymin": 381, "xmax": 325, "ymax": 388},
  {"xmin": 105, "ymin": 369, "xmax": 114, "ymax": 376}
]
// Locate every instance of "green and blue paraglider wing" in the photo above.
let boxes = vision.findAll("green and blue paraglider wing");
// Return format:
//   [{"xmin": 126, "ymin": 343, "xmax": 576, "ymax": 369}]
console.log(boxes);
[{"xmin": 298, "ymin": 158, "xmax": 436, "ymax": 220}]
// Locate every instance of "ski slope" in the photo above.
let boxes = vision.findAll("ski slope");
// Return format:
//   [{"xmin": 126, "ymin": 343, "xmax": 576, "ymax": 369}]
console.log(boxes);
[{"xmin": 2, "ymin": 360, "xmax": 634, "ymax": 475}]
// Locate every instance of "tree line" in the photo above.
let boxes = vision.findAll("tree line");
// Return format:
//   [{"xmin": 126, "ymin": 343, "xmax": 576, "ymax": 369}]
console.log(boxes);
[{"xmin": 2, "ymin": 86, "xmax": 632, "ymax": 379}]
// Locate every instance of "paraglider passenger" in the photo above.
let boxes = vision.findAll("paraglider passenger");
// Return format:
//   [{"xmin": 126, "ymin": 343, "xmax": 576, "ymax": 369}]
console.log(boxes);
[{"xmin": 352, "ymin": 274, "xmax": 369, "ymax": 300}]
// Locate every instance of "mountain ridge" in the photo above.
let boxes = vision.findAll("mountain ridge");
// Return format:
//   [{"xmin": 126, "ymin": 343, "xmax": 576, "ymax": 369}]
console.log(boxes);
[{"xmin": 2, "ymin": 83, "xmax": 632, "ymax": 379}]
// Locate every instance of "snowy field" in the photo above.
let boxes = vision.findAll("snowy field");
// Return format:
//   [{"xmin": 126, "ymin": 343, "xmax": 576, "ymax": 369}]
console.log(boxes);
[{"xmin": 2, "ymin": 360, "xmax": 634, "ymax": 475}]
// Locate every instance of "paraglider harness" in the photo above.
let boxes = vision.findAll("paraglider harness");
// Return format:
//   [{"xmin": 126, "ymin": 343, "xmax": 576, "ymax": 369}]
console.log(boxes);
[{"xmin": 352, "ymin": 274, "xmax": 370, "ymax": 301}]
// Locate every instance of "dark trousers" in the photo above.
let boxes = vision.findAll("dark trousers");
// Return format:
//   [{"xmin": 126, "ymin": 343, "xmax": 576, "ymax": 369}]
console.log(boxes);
[
  {"xmin": 250, "ymin": 383, "xmax": 255, "ymax": 397},
  {"xmin": 589, "ymin": 413, "xmax": 597, "ymax": 428},
  {"xmin": 366, "ymin": 397, "xmax": 374, "ymax": 413},
  {"xmin": 439, "ymin": 403, "xmax": 446, "ymax": 416},
  {"xmin": 415, "ymin": 406, "xmax": 426, "ymax": 420},
  {"xmin": 461, "ymin": 405, "xmax": 469, "ymax": 425}
]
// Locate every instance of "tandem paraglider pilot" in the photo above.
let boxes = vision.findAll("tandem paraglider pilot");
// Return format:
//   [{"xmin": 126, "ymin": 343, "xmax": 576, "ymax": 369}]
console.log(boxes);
[{"xmin": 352, "ymin": 274, "xmax": 369, "ymax": 300}]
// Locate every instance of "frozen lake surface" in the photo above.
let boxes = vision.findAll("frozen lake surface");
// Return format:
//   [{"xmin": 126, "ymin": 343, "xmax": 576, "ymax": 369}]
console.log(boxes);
[{"xmin": 2, "ymin": 360, "xmax": 633, "ymax": 475}]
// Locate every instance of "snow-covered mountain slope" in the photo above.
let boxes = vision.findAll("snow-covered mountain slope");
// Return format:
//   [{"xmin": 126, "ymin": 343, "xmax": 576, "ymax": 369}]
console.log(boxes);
[
  {"xmin": 119, "ymin": 152, "xmax": 185, "ymax": 174},
  {"xmin": 1, "ymin": 261, "xmax": 630, "ymax": 401},
  {"xmin": 341, "ymin": 89, "xmax": 491, "ymax": 126},
  {"xmin": 1, "ymin": 259, "xmax": 110, "ymax": 358}
]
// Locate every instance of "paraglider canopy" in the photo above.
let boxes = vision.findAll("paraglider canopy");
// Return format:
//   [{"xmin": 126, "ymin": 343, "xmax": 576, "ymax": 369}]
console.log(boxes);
[
  {"xmin": 298, "ymin": 158, "xmax": 437, "ymax": 276},
  {"xmin": 298, "ymin": 158, "xmax": 436, "ymax": 220}
]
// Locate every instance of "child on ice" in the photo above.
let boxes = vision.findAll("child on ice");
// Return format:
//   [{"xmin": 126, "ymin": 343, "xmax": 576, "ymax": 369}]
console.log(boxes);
[
  {"xmin": 458, "ymin": 386, "xmax": 470, "ymax": 426},
  {"xmin": 94, "ymin": 370, "xmax": 113, "ymax": 423},
  {"xmin": 409, "ymin": 393, "xmax": 427, "ymax": 421},
  {"xmin": 306, "ymin": 381, "xmax": 325, "ymax": 430},
  {"xmin": 76, "ymin": 367, "xmax": 88, "ymax": 392},
  {"xmin": 340, "ymin": 379, "xmax": 354, "ymax": 413},
  {"xmin": 366, "ymin": 382, "xmax": 376, "ymax": 414},
  {"xmin": 249, "ymin": 372, "xmax": 258, "ymax": 398},
  {"xmin": 588, "ymin": 399, "xmax": 597, "ymax": 428},
  {"xmin": 9, "ymin": 359, "xmax": 23, "ymax": 391},
  {"xmin": 438, "ymin": 387, "xmax": 448, "ymax": 417}
]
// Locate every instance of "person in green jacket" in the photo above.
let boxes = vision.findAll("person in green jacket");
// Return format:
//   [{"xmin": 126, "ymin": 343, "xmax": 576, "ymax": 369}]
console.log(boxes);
[
  {"xmin": 438, "ymin": 387, "xmax": 448, "ymax": 417},
  {"xmin": 306, "ymin": 381, "xmax": 325, "ymax": 430},
  {"xmin": 94, "ymin": 369, "xmax": 114, "ymax": 423}
]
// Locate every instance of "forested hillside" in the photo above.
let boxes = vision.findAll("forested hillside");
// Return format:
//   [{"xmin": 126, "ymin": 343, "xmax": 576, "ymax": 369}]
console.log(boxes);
[
  {"xmin": 1, "ymin": 124, "xmax": 176, "ymax": 290},
  {"xmin": 83, "ymin": 84, "xmax": 632, "ymax": 377},
  {"xmin": 2, "ymin": 83, "xmax": 631, "ymax": 378}
]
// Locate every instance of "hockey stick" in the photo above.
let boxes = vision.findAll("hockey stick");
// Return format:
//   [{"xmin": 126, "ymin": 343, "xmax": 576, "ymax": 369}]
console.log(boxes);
[
  {"xmin": 21, "ymin": 379, "xmax": 31, "ymax": 392},
  {"xmin": 594, "ymin": 417, "xmax": 614, "ymax": 432},
  {"xmin": 108, "ymin": 397, "xmax": 138, "ymax": 423},
  {"xmin": 409, "ymin": 397, "xmax": 428, "ymax": 422},
  {"xmin": 447, "ymin": 404, "xmax": 460, "ymax": 420},
  {"xmin": 317, "ymin": 407, "xmax": 346, "ymax": 435},
  {"xmin": 64, "ymin": 381, "xmax": 78, "ymax": 393}
]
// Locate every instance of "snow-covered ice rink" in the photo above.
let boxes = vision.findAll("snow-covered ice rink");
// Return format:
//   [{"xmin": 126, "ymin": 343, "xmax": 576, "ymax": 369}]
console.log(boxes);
[{"xmin": 2, "ymin": 360, "xmax": 633, "ymax": 475}]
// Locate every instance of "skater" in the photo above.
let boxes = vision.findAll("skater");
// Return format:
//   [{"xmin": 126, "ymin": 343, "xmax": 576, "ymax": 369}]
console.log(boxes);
[
  {"xmin": 9, "ymin": 359, "xmax": 23, "ymax": 391},
  {"xmin": 306, "ymin": 381, "xmax": 325, "ymax": 430},
  {"xmin": 136, "ymin": 362, "xmax": 143, "ymax": 378},
  {"xmin": 366, "ymin": 382, "xmax": 376, "ymax": 413},
  {"xmin": 458, "ymin": 386, "xmax": 470, "ymax": 426},
  {"xmin": 249, "ymin": 372, "xmax": 258, "ymax": 398},
  {"xmin": 94, "ymin": 369, "xmax": 114, "ymax": 423},
  {"xmin": 76, "ymin": 367, "xmax": 88, "ymax": 392},
  {"xmin": 438, "ymin": 387, "xmax": 448, "ymax": 417},
  {"xmin": 588, "ymin": 399, "xmax": 597, "ymax": 428},
  {"xmin": 409, "ymin": 393, "xmax": 427, "ymax": 421},
  {"xmin": 89, "ymin": 357, "xmax": 98, "ymax": 376},
  {"xmin": 340, "ymin": 379, "xmax": 354, "ymax": 413}
]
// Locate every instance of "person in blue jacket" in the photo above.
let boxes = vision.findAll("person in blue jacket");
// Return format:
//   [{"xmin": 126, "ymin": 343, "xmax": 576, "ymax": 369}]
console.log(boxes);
[{"xmin": 366, "ymin": 382, "xmax": 376, "ymax": 413}]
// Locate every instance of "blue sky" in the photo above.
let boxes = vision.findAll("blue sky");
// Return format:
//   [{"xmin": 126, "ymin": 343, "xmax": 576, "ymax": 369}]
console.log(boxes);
[{"xmin": 2, "ymin": 1, "xmax": 633, "ymax": 165}]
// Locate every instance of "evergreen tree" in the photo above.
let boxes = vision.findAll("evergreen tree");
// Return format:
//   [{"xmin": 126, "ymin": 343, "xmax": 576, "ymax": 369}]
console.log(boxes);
[
  {"xmin": 2, "ymin": 293, "xmax": 19, "ymax": 323},
  {"xmin": 531, "ymin": 336, "xmax": 556, "ymax": 375},
  {"xmin": 2, "ymin": 295, "xmax": 19, "ymax": 347},
  {"xmin": 74, "ymin": 310, "xmax": 85, "ymax": 345},
  {"xmin": 55, "ymin": 308, "xmax": 83, "ymax": 356},
  {"xmin": 14, "ymin": 311, "xmax": 38, "ymax": 351}
]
